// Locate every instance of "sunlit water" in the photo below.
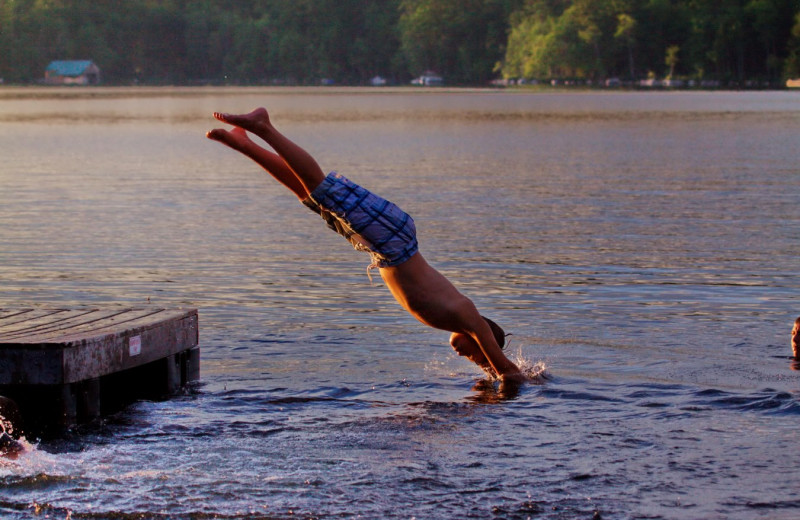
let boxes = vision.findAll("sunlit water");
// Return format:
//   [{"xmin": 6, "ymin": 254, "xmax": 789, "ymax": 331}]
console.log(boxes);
[{"xmin": 1, "ymin": 87, "xmax": 799, "ymax": 519}]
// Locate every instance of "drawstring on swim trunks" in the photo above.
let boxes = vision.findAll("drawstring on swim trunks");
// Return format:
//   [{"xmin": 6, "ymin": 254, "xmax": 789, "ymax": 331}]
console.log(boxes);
[{"xmin": 365, "ymin": 258, "xmax": 380, "ymax": 284}]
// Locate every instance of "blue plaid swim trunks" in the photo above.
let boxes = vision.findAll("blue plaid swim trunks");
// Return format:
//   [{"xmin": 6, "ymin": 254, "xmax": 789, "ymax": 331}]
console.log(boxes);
[{"xmin": 303, "ymin": 172, "xmax": 418, "ymax": 268}]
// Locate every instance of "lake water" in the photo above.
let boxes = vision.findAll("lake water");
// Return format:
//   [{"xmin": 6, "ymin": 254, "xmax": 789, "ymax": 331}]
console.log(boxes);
[{"xmin": 0, "ymin": 87, "xmax": 799, "ymax": 519}]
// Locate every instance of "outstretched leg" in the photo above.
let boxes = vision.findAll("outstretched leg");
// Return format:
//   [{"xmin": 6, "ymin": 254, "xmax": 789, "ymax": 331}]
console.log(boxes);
[
  {"xmin": 212, "ymin": 108, "xmax": 326, "ymax": 195},
  {"xmin": 206, "ymin": 126, "xmax": 308, "ymax": 199}
]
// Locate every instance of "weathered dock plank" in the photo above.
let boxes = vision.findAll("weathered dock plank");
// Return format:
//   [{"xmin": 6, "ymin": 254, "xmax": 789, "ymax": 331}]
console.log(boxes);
[
  {"xmin": 0, "ymin": 307, "xmax": 198, "ymax": 384},
  {"xmin": 0, "ymin": 307, "xmax": 199, "ymax": 436}
]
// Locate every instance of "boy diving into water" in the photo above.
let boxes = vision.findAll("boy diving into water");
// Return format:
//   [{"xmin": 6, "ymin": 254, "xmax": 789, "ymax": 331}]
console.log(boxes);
[{"xmin": 207, "ymin": 108, "xmax": 526, "ymax": 385}]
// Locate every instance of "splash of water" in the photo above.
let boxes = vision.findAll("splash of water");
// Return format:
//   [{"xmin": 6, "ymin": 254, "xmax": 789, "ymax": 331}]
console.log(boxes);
[
  {"xmin": 0, "ymin": 437, "xmax": 42, "ymax": 472},
  {"xmin": 508, "ymin": 346, "xmax": 550, "ymax": 382}
]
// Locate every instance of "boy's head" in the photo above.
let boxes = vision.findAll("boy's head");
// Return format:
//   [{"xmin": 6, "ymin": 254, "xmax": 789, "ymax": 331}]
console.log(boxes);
[
  {"xmin": 482, "ymin": 316, "xmax": 507, "ymax": 350},
  {"xmin": 449, "ymin": 317, "xmax": 509, "ymax": 372},
  {"xmin": 792, "ymin": 317, "xmax": 800, "ymax": 358}
]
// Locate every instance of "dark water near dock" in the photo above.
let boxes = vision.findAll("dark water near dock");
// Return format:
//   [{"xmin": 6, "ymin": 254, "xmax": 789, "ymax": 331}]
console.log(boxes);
[{"xmin": 1, "ymin": 87, "xmax": 799, "ymax": 519}]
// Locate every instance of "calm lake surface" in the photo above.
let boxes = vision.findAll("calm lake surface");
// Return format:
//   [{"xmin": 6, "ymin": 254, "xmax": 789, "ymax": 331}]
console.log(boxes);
[{"xmin": 1, "ymin": 87, "xmax": 799, "ymax": 519}]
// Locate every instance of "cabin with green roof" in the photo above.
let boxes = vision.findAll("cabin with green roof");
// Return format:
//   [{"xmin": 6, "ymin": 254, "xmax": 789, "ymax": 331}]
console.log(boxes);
[{"xmin": 44, "ymin": 60, "xmax": 101, "ymax": 85}]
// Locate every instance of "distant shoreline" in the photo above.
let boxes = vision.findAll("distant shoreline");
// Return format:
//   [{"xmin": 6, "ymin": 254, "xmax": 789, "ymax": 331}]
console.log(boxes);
[
  {"xmin": 0, "ymin": 84, "xmax": 797, "ymax": 100},
  {"xmin": 0, "ymin": 85, "xmax": 495, "ymax": 99}
]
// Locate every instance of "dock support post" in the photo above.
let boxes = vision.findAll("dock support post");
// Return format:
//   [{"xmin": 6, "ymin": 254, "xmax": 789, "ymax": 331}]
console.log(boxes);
[
  {"xmin": 166, "ymin": 354, "xmax": 181, "ymax": 395},
  {"xmin": 77, "ymin": 378, "xmax": 102, "ymax": 422},
  {"xmin": 183, "ymin": 347, "xmax": 200, "ymax": 385},
  {"xmin": 60, "ymin": 384, "xmax": 78, "ymax": 430}
]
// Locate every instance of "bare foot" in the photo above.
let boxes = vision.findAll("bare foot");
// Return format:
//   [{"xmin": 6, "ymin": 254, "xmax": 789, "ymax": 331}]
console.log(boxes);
[
  {"xmin": 208, "ymin": 106, "xmax": 325, "ymax": 195},
  {"xmin": 206, "ymin": 126, "xmax": 254, "ymax": 153},
  {"xmin": 213, "ymin": 108, "xmax": 272, "ymax": 137}
]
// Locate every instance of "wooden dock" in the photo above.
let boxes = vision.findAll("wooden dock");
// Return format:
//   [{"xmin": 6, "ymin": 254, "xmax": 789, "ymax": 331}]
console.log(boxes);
[{"xmin": 0, "ymin": 307, "xmax": 199, "ymax": 436}]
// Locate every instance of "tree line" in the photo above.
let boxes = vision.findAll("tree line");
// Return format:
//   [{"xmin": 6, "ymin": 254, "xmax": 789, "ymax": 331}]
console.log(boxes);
[{"xmin": 1, "ymin": 0, "xmax": 799, "ymax": 86}]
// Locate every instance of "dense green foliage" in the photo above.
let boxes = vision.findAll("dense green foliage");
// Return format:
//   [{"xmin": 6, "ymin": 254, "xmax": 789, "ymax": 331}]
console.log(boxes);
[
  {"xmin": 503, "ymin": 0, "xmax": 800, "ymax": 84},
  {"xmin": 1, "ymin": 0, "xmax": 799, "ymax": 85},
  {"xmin": 0, "ymin": 0, "xmax": 409, "ymax": 85}
]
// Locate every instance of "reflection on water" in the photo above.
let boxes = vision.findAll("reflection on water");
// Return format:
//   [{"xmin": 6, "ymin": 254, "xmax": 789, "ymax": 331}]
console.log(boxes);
[{"xmin": 1, "ymin": 88, "xmax": 799, "ymax": 519}]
